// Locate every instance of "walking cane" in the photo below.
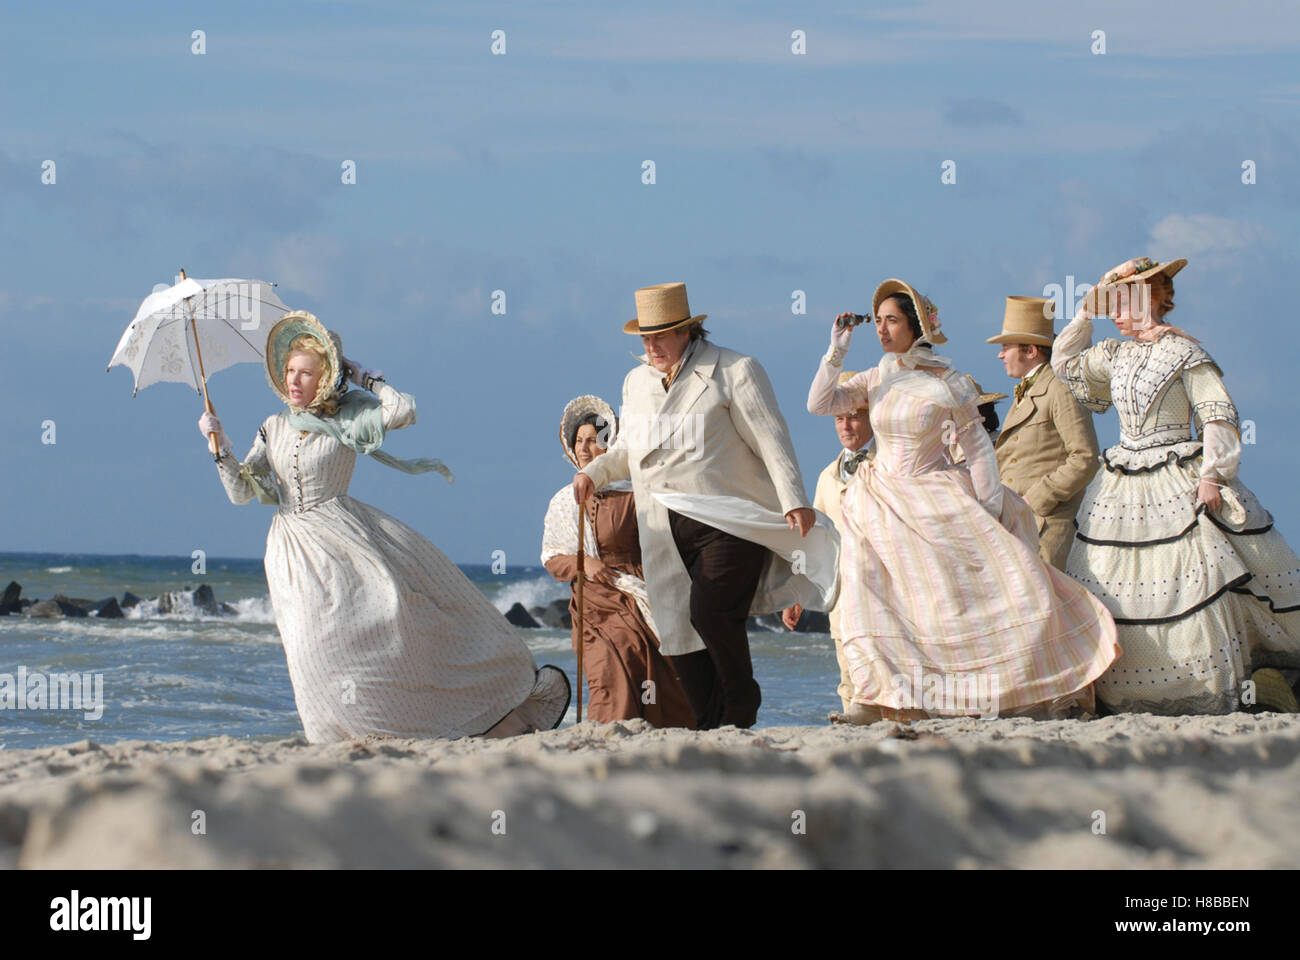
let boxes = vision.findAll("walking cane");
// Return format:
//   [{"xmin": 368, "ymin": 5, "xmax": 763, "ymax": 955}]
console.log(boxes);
[{"xmin": 575, "ymin": 503, "xmax": 586, "ymax": 723}]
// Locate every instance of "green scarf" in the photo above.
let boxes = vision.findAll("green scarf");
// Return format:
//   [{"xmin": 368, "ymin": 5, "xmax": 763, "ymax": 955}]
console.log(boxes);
[
  {"xmin": 239, "ymin": 389, "xmax": 453, "ymax": 503},
  {"xmin": 287, "ymin": 389, "xmax": 454, "ymax": 481}
]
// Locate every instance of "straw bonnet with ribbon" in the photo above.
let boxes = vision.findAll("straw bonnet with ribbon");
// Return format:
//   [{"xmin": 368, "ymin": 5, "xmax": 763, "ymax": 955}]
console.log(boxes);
[
  {"xmin": 256, "ymin": 310, "xmax": 454, "ymax": 484},
  {"xmin": 623, "ymin": 282, "xmax": 707, "ymax": 335},
  {"xmin": 265, "ymin": 310, "xmax": 348, "ymax": 412},
  {"xmin": 872, "ymin": 278, "xmax": 946, "ymax": 345},
  {"xmin": 559, "ymin": 395, "xmax": 618, "ymax": 468},
  {"xmin": 986, "ymin": 296, "xmax": 1056, "ymax": 348}
]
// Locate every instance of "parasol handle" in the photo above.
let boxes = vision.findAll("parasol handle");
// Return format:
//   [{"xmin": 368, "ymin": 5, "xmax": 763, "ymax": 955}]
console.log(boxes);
[
  {"xmin": 180, "ymin": 268, "xmax": 220, "ymax": 460},
  {"xmin": 575, "ymin": 502, "xmax": 586, "ymax": 723},
  {"xmin": 203, "ymin": 394, "xmax": 219, "ymax": 460}
]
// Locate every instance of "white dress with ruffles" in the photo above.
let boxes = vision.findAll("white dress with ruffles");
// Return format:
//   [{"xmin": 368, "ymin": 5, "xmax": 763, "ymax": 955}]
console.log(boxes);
[
  {"xmin": 1055, "ymin": 317, "xmax": 1300, "ymax": 713},
  {"xmin": 216, "ymin": 383, "xmax": 536, "ymax": 742}
]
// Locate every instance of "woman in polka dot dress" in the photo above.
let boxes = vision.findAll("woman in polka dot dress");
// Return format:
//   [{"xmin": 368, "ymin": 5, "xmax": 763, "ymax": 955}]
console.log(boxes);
[{"xmin": 1054, "ymin": 257, "xmax": 1300, "ymax": 714}]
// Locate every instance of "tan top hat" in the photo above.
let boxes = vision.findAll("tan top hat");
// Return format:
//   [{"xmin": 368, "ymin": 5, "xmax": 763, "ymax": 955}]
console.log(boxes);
[
  {"xmin": 986, "ymin": 296, "xmax": 1056, "ymax": 347},
  {"xmin": 624, "ymin": 282, "xmax": 708, "ymax": 335},
  {"xmin": 872, "ymin": 279, "xmax": 946, "ymax": 345}
]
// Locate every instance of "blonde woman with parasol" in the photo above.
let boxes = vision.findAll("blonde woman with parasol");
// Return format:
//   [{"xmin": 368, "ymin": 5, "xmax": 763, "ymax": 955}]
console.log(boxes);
[{"xmin": 199, "ymin": 311, "xmax": 569, "ymax": 742}]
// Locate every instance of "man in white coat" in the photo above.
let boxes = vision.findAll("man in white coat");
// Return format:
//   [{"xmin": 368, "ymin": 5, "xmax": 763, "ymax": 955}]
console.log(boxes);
[{"xmin": 573, "ymin": 282, "xmax": 830, "ymax": 729}]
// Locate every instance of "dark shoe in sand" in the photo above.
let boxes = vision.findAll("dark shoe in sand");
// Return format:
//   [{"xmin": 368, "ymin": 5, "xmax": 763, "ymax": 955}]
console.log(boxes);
[{"xmin": 516, "ymin": 664, "xmax": 571, "ymax": 731}]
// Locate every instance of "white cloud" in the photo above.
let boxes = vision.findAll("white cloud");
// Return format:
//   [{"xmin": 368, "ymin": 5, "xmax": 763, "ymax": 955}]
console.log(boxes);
[{"xmin": 1147, "ymin": 213, "xmax": 1271, "ymax": 267}]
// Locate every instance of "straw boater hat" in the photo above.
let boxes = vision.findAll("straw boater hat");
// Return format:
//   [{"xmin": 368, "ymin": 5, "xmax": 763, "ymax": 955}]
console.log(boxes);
[
  {"xmin": 986, "ymin": 296, "xmax": 1056, "ymax": 347},
  {"xmin": 871, "ymin": 279, "xmax": 946, "ymax": 345},
  {"xmin": 265, "ymin": 310, "xmax": 347, "ymax": 410},
  {"xmin": 623, "ymin": 282, "xmax": 707, "ymax": 336},
  {"xmin": 559, "ymin": 395, "xmax": 617, "ymax": 468}
]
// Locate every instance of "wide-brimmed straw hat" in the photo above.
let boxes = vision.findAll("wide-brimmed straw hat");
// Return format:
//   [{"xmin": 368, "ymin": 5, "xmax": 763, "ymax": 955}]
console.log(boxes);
[
  {"xmin": 265, "ymin": 310, "xmax": 346, "ymax": 410},
  {"xmin": 559, "ymin": 395, "xmax": 617, "ymax": 468},
  {"xmin": 872, "ymin": 279, "xmax": 946, "ymax": 345},
  {"xmin": 1088, "ymin": 256, "xmax": 1187, "ymax": 318},
  {"xmin": 986, "ymin": 296, "xmax": 1056, "ymax": 347},
  {"xmin": 623, "ymin": 282, "xmax": 707, "ymax": 336},
  {"xmin": 1097, "ymin": 256, "xmax": 1187, "ymax": 288},
  {"xmin": 964, "ymin": 374, "xmax": 1008, "ymax": 406}
]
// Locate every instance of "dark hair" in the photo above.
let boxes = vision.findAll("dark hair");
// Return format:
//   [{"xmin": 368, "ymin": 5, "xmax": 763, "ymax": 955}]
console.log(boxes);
[
  {"xmin": 1021, "ymin": 342, "xmax": 1052, "ymax": 362},
  {"xmin": 688, "ymin": 320, "xmax": 710, "ymax": 342},
  {"xmin": 568, "ymin": 413, "xmax": 610, "ymax": 453},
  {"xmin": 978, "ymin": 402, "xmax": 1000, "ymax": 435},
  {"xmin": 880, "ymin": 294, "xmax": 928, "ymax": 346}
]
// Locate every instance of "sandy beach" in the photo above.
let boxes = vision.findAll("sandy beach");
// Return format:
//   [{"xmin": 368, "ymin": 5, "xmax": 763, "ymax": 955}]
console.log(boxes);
[{"xmin": 3, "ymin": 713, "xmax": 1298, "ymax": 869}]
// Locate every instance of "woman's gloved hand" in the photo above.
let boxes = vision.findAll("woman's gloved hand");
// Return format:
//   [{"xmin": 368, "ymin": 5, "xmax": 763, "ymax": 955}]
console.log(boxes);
[
  {"xmin": 343, "ymin": 356, "xmax": 385, "ymax": 391},
  {"xmin": 198, "ymin": 411, "xmax": 232, "ymax": 455},
  {"xmin": 827, "ymin": 313, "xmax": 857, "ymax": 365}
]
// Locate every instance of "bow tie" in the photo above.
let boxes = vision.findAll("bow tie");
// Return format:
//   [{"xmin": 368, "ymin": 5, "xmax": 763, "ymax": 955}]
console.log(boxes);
[
  {"xmin": 844, "ymin": 450, "xmax": 870, "ymax": 475},
  {"xmin": 1014, "ymin": 368, "xmax": 1042, "ymax": 404}
]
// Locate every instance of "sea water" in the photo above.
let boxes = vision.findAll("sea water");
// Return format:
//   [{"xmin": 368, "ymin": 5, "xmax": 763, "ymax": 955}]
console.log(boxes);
[{"xmin": 0, "ymin": 552, "xmax": 839, "ymax": 749}]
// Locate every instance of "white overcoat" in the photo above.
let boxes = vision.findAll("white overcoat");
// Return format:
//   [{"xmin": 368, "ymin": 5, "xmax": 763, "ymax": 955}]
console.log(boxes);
[{"xmin": 580, "ymin": 340, "xmax": 821, "ymax": 657}]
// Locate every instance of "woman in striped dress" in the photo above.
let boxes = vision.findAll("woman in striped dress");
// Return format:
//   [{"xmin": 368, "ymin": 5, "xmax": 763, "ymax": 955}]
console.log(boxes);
[
  {"xmin": 807, "ymin": 279, "xmax": 1120, "ymax": 722},
  {"xmin": 198, "ymin": 310, "xmax": 570, "ymax": 743}
]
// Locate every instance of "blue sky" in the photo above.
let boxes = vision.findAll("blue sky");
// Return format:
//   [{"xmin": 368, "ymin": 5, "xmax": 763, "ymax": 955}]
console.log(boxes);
[{"xmin": 2, "ymin": 0, "xmax": 1298, "ymax": 564}]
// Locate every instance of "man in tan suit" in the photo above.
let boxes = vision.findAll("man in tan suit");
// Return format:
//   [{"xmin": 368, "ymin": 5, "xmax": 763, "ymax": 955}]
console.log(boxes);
[
  {"xmin": 574, "ymin": 282, "xmax": 822, "ymax": 729},
  {"xmin": 987, "ymin": 296, "xmax": 1100, "ymax": 569},
  {"xmin": 782, "ymin": 371, "xmax": 872, "ymax": 712}
]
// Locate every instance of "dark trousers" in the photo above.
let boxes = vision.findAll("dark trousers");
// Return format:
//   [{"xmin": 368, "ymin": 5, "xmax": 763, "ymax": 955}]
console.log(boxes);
[{"xmin": 667, "ymin": 509, "xmax": 768, "ymax": 730}]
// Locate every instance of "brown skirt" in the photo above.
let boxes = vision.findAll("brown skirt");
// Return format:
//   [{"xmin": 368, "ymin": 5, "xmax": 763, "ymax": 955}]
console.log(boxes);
[{"xmin": 568, "ymin": 580, "xmax": 695, "ymax": 727}]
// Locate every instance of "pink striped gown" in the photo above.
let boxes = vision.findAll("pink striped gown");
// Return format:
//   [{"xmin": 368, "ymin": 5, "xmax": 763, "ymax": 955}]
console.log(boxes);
[{"xmin": 809, "ymin": 356, "xmax": 1120, "ymax": 715}]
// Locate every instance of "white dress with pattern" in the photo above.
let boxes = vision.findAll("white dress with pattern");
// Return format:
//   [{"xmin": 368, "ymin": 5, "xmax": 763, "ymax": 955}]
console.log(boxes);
[
  {"xmin": 216, "ymin": 383, "xmax": 536, "ymax": 742},
  {"xmin": 1055, "ymin": 319, "xmax": 1300, "ymax": 714}
]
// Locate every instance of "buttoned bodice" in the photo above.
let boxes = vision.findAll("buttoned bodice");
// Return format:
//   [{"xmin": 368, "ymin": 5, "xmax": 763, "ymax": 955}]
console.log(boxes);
[
  {"xmin": 268, "ymin": 421, "xmax": 358, "ymax": 514},
  {"xmin": 1059, "ymin": 333, "xmax": 1238, "ymax": 471},
  {"xmin": 215, "ymin": 383, "xmax": 418, "ymax": 514}
]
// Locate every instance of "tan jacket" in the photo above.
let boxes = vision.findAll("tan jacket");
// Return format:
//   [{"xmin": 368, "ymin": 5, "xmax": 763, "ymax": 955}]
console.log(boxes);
[
  {"xmin": 994, "ymin": 364, "xmax": 1100, "ymax": 568},
  {"xmin": 582, "ymin": 340, "xmax": 811, "ymax": 656}
]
